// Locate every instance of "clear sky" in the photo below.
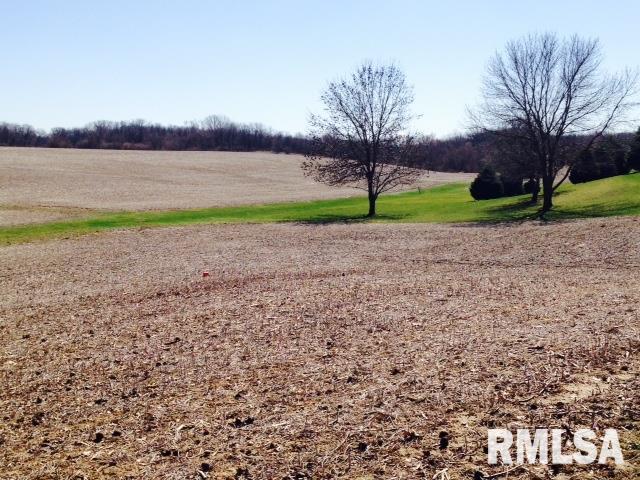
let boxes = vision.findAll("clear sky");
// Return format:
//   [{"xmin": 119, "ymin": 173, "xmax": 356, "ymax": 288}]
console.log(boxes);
[{"xmin": 2, "ymin": 0, "xmax": 638, "ymax": 137}]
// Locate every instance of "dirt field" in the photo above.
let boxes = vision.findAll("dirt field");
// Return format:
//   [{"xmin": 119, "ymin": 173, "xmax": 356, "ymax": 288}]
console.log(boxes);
[
  {"xmin": 1, "ymin": 217, "xmax": 638, "ymax": 479},
  {"xmin": 0, "ymin": 147, "xmax": 474, "ymax": 226}
]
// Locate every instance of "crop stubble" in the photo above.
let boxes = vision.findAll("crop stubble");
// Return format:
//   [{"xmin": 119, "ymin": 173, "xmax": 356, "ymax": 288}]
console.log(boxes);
[{"xmin": 0, "ymin": 218, "xmax": 639, "ymax": 478}]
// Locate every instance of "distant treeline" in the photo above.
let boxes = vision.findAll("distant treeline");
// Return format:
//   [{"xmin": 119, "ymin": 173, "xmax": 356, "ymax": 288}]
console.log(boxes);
[
  {"xmin": 0, "ymin": 117, "xmax": 487, "ymax": 172},
  {"xmin": 0, "ymin": 116, "xmax": 309, "ymax": 155},
  {"xmin": 0, "ymin": 117, "xmax": 634, "ymax": 174}
]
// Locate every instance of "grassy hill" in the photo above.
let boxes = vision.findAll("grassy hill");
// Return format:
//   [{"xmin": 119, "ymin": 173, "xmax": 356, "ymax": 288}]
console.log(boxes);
[{"xmin": 1, "ymin": 173, "xmax": 639, "ymax": 245}]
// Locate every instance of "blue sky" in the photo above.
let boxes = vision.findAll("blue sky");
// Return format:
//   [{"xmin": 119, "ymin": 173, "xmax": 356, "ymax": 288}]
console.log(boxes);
[{"xmin": 2, "ymin": 0, "xmax": 638, "ymax": 137}]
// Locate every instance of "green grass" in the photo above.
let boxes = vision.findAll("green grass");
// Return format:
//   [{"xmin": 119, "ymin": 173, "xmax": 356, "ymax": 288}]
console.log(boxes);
[{"xmin": 1, "ymin": 173, "xmax": 639, "ymax": 245}]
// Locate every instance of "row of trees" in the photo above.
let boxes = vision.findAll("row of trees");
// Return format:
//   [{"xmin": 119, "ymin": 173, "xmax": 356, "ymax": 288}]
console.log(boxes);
[
  {"xmin": 0, "ymin": 123, "xmax": 44, "ymax": 147},
  {"xmin": 20, "ymin": 117, "xmax": 309, "ymax": 154},
  {"xmin": 0, "ymin": 118, "xmax": 488, "ymax": 173},
  {"xmin": 569, "ymin": 138, "xmax": 635, "ymax": 184},
  {"xmin": 302, "ymin": 33, "xmax": 638, "ymax": 217}
]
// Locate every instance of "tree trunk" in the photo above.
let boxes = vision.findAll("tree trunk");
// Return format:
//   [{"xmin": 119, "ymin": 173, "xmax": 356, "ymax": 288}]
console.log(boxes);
[
  {"xmin": 367, "ymin": 193, "xmax": 376, "ymax": 217},
  {"xmin": 541, "ymin": 175, "xmax": 553, "ymax": 215}
]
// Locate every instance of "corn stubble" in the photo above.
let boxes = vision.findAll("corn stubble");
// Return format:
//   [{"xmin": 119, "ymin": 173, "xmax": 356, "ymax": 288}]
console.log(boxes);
[{"xmin": 0, "ymin": 218, "xmax": 639, "ymax": 479}]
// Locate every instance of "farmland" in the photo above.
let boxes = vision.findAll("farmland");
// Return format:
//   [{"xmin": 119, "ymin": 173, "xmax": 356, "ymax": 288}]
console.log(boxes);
[
  {"xmin": 0, "ymin": 148, "xmax": 639, "ymax": 479},
  {"xmin": 0, "ymin": 147, "xmax": 474, "ymax": 226},
  {"xmin": 1, "ymin": 218, "xmax": 639, "ymax": 479},
  {"xmin": 4, "ymin": 0, "xmax": 640, "ymax": 477}
]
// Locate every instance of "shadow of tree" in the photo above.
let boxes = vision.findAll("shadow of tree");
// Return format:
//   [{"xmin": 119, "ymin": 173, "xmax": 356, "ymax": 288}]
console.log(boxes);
[
  {"xmin": 550, "ymin": 202, "xmax": 640, "ymax": 219},
  {"xmin": 293, "ymin": 212, "xmax": 408, "ymax": 225},
  {"xmin": 482, "ymin": 197, "xmax": 539, "ymax": 221}
]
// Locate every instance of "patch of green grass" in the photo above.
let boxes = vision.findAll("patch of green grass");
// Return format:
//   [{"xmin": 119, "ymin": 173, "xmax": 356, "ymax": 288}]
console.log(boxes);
[{"xmin": 1, "ymin": 173, "xmax": 639, "ymax": 245}]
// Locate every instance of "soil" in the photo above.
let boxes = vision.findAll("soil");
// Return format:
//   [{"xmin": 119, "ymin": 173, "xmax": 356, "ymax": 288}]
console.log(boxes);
[{"xmin": 1, "ymin": 217, "xmax": 638, "ymax": 479}]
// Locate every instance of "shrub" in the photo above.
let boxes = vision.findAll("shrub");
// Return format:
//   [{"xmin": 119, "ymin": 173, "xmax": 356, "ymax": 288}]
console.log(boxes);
[
  {"xmin": 570, "ymin": 150, "xmax": 599, "ymax": 184},
  {"xmin": 523, "ymin": 178, "xmax": 539, "ymax": 195},
  {"xmin": 594, "ymin": 146, "xmax": 618, "ymax": 178},
  {"xmin": 598, "ymin": 158, "xmax": 618, "ymax": 178},
  {"xmin": 613, "ymin": 149, "xmax": 631, "ymax": 175},
  {"xmin": 571, "ymin": 142, "xmax": 633, "ymax": 184},
  {"xmin": 502, "ymin": 177, "xmax": 524, "ymax": 196},
  {"xmin": 469, "ymin": 166, "xmax": 504, "ymax": 200},
  {"xmin": 628, "ymin": 128, "xmax": 640, "ymax": 172}
]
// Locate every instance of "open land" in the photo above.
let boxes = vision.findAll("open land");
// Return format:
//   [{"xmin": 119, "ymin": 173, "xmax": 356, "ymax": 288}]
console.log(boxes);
[
  {"xmin": 1, "ymin": 217, "xmax": 639, "ymax": 479},
  {"xmin": 0, "ymin": 147, "xmax": 474, "ymax": 226}
]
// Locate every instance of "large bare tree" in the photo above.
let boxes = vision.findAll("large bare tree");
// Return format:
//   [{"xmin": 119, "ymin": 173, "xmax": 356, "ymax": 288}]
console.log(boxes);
[
  {"xmin": 473, "ymin": 33, "xmax": 637, "ymax": 215},
  {"xmin": 302, "ymin": 62, "xmax": 421, "ymax": 217}
]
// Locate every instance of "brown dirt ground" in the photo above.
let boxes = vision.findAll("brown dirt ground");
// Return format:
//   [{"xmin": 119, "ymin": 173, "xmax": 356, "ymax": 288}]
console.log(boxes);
[
  {"xmin": 0, "ymin": 148, "xmax": 474, "ymax": 225},
  {"xmin": 0, "ymin": 217, "xmax": 639, "ymax": 479},
  {"xmin": 0, "ymin": 205, "xmax": 93, "ymax": 227}
]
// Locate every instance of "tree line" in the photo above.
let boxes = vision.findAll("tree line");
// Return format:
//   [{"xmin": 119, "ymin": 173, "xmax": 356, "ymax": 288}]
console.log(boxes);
[
  {"xmin": 0, "ymin": 117, "xmax": 490, "ymax": 173},
  {"xmin": 0, "ymin": 116, "xmax": 309, "ymax": 154},
  {"xmin": 1, "ymin": 118, "xmax": 634, "ymax": 182}
]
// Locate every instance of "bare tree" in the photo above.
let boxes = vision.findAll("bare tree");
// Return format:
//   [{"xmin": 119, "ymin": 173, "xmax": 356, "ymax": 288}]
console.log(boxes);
[
  {"xmin": 473, "ymin": 33, "xmax": 637, "ymax": 215},
  {"xmin": 303, "ymin": 62, "xmax": 422, "ymax": 217}
]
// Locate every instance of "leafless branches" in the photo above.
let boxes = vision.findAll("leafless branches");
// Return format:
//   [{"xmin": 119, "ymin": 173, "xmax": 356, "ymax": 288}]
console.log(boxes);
[
  {"xmin": 302, "ymin": 62, "xmax": 422, "ymax": 217},
  {"xmin": 472, "ymin": 33, "xmax": 638, "ymax": 215}
]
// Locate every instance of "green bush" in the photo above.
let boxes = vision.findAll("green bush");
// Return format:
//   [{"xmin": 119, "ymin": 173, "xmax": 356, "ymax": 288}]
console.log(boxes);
[
  {"xmin": 469, "ymin": 166, "xmax": 504, "ymax": 200},
  {"xmin": 523, "ymin": 178, "xmax": 539, "ymax": 195},
  {"xmin": 614, "ymin": 149, "xmax": 631, "ymax": 175},
  {"xmin": 502, "ymin": 177, "xmax": 524, "ymax": 196},
  {"xmin": 570, "ymin": 145, "xmax": 629, "ymax": 184},
  {"xmin": 628, "ymin": 128, "xmax": 640, "ymax": 172}
]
